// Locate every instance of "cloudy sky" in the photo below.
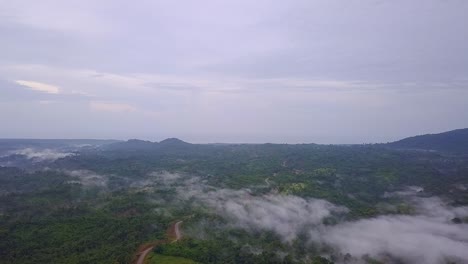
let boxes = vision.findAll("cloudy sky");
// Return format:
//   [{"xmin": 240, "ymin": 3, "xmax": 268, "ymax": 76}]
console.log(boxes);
[{"xmin": 1, "ymin": 0, "xmax": 467, "ymax": 143}]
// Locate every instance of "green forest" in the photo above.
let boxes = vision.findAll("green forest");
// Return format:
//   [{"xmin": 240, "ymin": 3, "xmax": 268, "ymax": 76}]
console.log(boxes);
[{"xmin": 1, "ymin": 137, "xmax": 468, "ymax": 264}]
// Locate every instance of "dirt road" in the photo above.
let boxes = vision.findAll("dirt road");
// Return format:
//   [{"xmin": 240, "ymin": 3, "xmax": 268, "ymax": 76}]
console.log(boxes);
[
  {"xmin": 133, "ymin": 221, "xmax": 183, "ymax": 264},
  {"xmin": 174, "ymin": 221, "xmax": 183, "ymax": 241},
  {"xmin": 136, "ymin": 246, "xmax": 154, "ymax": 264}
]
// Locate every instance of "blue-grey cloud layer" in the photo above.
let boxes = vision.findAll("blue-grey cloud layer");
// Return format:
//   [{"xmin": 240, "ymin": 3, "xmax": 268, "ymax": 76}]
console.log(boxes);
[{"xmin": 1, "ymin": 0, "xmax": 467, "ymax": 143}]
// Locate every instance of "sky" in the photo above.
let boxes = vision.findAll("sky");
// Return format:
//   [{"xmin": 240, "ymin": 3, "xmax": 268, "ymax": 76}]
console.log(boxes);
[{"xmin": 1, "ymin": 0, "xmax": 467, "ymax": 143}]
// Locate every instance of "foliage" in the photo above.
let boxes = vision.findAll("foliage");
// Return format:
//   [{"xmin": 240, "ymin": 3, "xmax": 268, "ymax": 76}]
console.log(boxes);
[
  {"xmin": 1, "ymin": 138, "xmax": 468, "ymax": 263},
  {"xmin": 147, "ymin": 253, "xmax": 199, "ymax": 264}
]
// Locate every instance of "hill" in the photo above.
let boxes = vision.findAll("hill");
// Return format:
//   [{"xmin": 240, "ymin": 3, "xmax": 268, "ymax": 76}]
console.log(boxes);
[
  {"xmin": 158, "ymin": 138, "xmax": 191, "ymax": 146},
  {"xmin": 102, "ymin": 138, "xmax": 191, "ymax": 152},
  {"xmin": 388, "ymin": 128, "xmax": 468, "ymax": 154}
]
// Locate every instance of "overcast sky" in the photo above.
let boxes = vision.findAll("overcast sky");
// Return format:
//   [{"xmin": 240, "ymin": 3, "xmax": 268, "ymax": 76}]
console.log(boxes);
[{"xmin": 1, "ymin": 0, "xmax": 467, "ymax": 143}]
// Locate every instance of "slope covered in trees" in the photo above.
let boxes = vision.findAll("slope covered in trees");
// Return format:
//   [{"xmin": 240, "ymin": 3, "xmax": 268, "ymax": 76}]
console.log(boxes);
[{"xmin": 387, "ymin": 128, "xmax": 468, "ymax": 154}]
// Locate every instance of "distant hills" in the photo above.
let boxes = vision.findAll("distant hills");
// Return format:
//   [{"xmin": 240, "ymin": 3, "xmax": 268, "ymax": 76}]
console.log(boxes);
[
  {"xmin": 159, "ymin": 138, "xmax": 191, "ymax": 146},
  {"xmin": 13, "ymin": 128, "xmax": 462, "ymax": 155},
  {"xmin": 387, "ymin": 128, "xmax": 468, "ymax": 154},
  {"xmin": 102, "ymin": 137, "xmax": 191, "ymax": 151},
  {"xmin": 108, "ymin": 128, "xmax": 468, "ymax": 153}
]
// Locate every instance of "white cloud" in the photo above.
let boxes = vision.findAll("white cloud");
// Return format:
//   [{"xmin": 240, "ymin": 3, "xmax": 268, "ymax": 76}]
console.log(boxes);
[
  {"xmin": 2, "ymin": 63, "xmax": 468, "ymax": 143},
  {"xmin": 178, "ymin": 180, "xmax": 468, "ymax": 263},
  {"xmin": 16, "ymin": 80, "xmax": 60, "ymax": 94},
  {"xmin": 1, "ymin": 1, "xmax": 112, "ymax": 36},
  {"xmin": 10, "ymin": 148, "xmax": 73, "ymax": 162},
  {"xmin": 38, "ymin": 100, "xmax": 56, "ymax": 105},
  {"xmin": 177, "ymin": 184, "xmax": 348, "ymax": 242},
  {"xmin": 90, "ymin": 101, "xmax": 137, "ymax": 113},
  {"xmin": 208, "ymin": 191, "xmax": 347, "ymax": 242},
  {"xmin": 322, "ymin": 197, "xmax": 468, "ymax": 264},
  {"xmin": 64, "ymin": 170, "xmax": 108, "ymax": 187},
  {"xmin": 89, "ymin": 100, "xmax": 160, "ymax": 119},
  {"xmin": 149, "ymin": 171, "xmax": 182, "ymax": 185}
]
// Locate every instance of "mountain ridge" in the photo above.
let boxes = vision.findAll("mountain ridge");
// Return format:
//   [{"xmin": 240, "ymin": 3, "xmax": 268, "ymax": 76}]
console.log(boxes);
[{"xmin": 387, "ymin": 128, "xmax": 468, "ymax": 154}]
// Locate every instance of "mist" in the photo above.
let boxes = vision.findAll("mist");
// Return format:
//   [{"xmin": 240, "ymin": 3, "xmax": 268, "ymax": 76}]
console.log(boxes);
[
  {"xmin": 9, "ymin": 148, "xmax": 74, "ymax": 162},
  {"xmin": 197, "ymin": 188, "xmax": 347, "ymax": 242},
  {"xmin": 322, "ymin": 196, "xmax": 468, "ymax": 264},
  {"xmin": 64, "ymin": 170, "xmax": 108, "ymax": 187},
  {"xmin": 173, "ymin": 177, "xmax": 468, "ymax": 263}
]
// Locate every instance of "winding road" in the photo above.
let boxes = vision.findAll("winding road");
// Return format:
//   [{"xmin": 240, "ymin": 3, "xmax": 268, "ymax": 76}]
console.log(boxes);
[
  {"xmin": 135, "ymin": 221, "xmax": 183, "ymax": 264},
  {"xmin": 174, "ymin": 221, "xmax": 183, "ymax": 241},
  {"xmin": 136, "ymin": 247, "xmax": 154, "ymax": 264}
]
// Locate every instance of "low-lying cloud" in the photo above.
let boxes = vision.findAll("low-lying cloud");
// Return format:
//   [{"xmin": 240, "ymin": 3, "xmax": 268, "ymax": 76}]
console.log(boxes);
[
  {"xmin": 178, "ymin": 180, "xmax": 468, "ymax": 263},
  {"xmin": 65, "ymin": 170, "xmax": 108, "ymax": 187},
  {"xmin": 178, "ymin": 185, "xmax": 347, "ymax": 242},
  {"xmin": 10, "ymin": 148, "xmax": 74, "ymax": 162},
  {"xmin": 321, "ymin": 196, "xmax": 468, "ymax": 264},
  {"xmin": 205, "ymin": 190, "xmax": 347, "ymax": 242},
  {"xmin": 51, "ymin": 171, "xmax": 468, "ymax": 263},
  {"xmin": 148, "ymin": 171, "xmax": 181, "ymax": 185},
  {"xmin": 323, "ymin": 213, "xmax": 468, "ymax": 263}
]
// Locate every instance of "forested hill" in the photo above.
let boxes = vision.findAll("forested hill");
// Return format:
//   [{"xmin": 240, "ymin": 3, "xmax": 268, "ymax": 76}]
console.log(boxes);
[
  {"xmin": 101, "ymin": 138, "xmax": 192, "ymax": 152},
  {"xmin": 102, "ymin": 128, "xmax": 468, "ymax": 155},
  {"xmin": 387, "ymin": 128, "xmax": 468, "ymax": 154}
]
